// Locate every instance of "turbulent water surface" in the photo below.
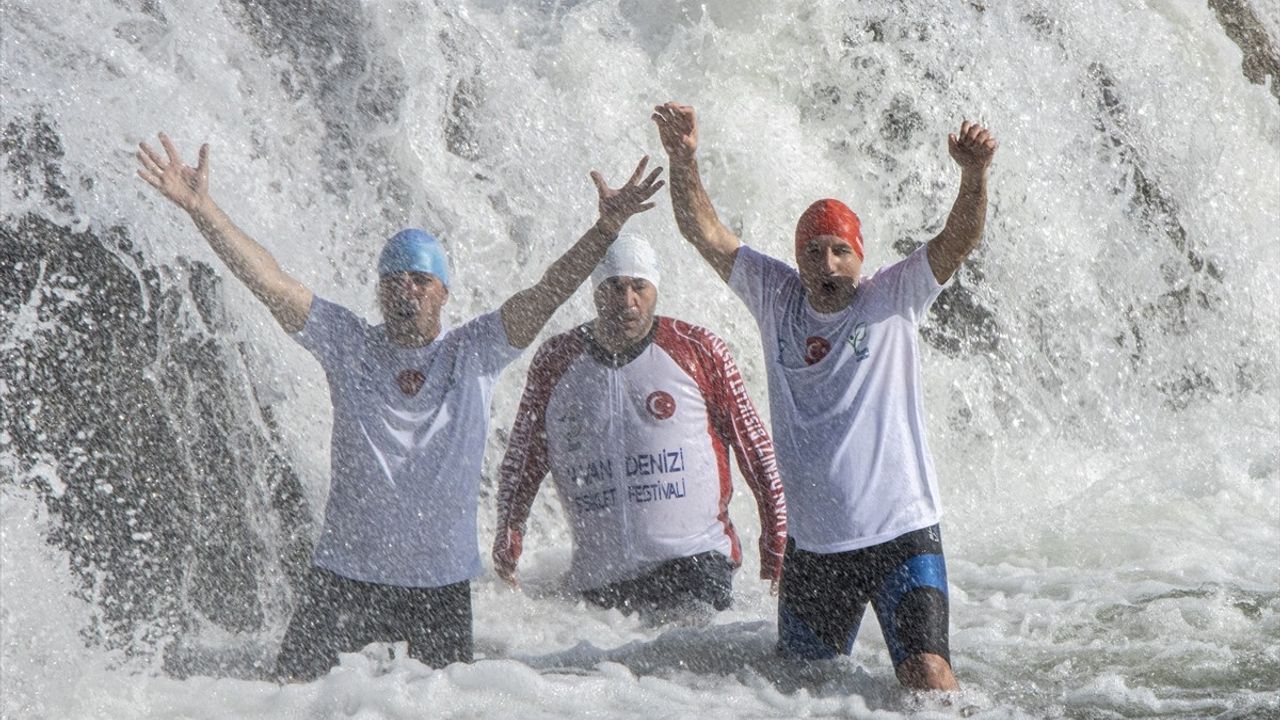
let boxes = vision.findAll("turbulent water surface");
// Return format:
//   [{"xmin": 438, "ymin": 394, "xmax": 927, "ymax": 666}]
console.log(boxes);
[{"xmin": 2, "ymin": 1, "xmax": 1278, "ymax": 718}]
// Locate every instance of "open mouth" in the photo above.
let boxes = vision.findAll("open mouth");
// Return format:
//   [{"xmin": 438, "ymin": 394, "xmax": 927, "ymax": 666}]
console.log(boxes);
[
  {"xmin": 390, "ymin": 299, "xmax": 421, "ymax": 316},
  {"xmin": 820, "ymin": 279, "xmax": 838, "ymax": 294}
]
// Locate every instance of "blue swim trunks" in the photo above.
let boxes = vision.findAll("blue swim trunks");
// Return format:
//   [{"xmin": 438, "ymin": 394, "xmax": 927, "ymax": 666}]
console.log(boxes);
[{"xmin": 777, "ymin": 525, "xmax": 950, "ymax": 667}]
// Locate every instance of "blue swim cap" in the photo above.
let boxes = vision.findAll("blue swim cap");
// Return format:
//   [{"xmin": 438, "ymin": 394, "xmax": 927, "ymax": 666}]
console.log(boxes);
[{"xmin": 377, "ymin": 229, "xmax": 450, "ymax": 288}]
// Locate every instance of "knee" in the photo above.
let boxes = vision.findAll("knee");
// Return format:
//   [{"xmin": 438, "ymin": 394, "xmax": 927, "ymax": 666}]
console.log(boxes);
[{"xmin": 895, "ymin": 652, "xmax": 957, "ymax": 691}]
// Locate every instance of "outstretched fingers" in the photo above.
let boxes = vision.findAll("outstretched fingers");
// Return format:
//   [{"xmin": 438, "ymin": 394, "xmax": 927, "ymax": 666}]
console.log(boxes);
[
  {"xmin": 159, "ymin": 132, "xmax": 182, "ymax": 166},
  {"xmin": 197, "ymin": 143, "xmax": 210, "ymax": 182},
  {"xmin": 626, "ymin": 161, "xmax": 665, "ymax": 205},
  {"xmin": 136, "ymin": 142, "xmax": 166, "ymax": 190},
  {"xmin": 138, "ymin": 141, "xmax": 166, "ymax": 173},
  {"xmin": 136, "ymin": 167, "xmax": 162, "ymax": 189},
  {"xmin": 590, "ymin": 170, "xmax": 609, "ymax": 197},
  {"xmin": 625, "ymin": 155, "xmax": 650, "ymax": 187},
  {"xmin": 635, "ymin": 174, "xmax": 665, "ymax": 202}
]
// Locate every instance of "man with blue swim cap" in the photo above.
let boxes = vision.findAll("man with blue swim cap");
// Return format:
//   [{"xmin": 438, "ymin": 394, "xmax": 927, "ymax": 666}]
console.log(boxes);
[
  {"xmin": 136, "ymin": 130, "xmax": 665, "ymax": 680},
  {"xmin": 377, "ymin": 229, "xmax": 452, "ymax": 285}
]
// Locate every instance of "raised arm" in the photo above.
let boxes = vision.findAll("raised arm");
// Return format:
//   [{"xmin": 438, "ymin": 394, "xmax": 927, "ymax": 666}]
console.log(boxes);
[
  {"xmin": 136, "ymin": 133, "xmax": 313, "ymax": 332},
  {"xmin": 500, "ymin": 157, "xmax": 664, "ymax": 349},
  {"xmin": 652, "ymin": 103, "xmax": 741, "ymax": 283},
  {"xmin": 926, "ymin": 121, "xmax": 998, "ymax": 285}
]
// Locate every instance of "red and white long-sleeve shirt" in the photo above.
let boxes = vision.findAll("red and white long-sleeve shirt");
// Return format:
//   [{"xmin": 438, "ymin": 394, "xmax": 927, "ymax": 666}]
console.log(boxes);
[{"xmin": 494, "ymin": 317, "xmax": 787, "ymax": 592}]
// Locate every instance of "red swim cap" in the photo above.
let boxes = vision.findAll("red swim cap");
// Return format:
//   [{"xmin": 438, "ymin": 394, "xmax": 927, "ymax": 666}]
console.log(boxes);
[{"xmin": 795, "ymin": 199, "xmax": 863, "ymax": 260}]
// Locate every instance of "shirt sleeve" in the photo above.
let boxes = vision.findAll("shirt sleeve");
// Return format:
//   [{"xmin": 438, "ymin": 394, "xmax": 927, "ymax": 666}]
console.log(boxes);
[
  {"xmin": 728, "ymin": 245, "xmax": 801, "ymax": 328},
  {"xmin": 451, "ymin": 309, "xmax": 525, "ymax": 378},
  {"xmin": 491, "ymin": 341, "xmax": 561, "ymax": 575},
  {"xmin": 875, "ymin": 244, "xmax": 945, "ymax": 321},
  {"xmin": 698, "ymin": 328, "xmax": 788, "ymax": 580},
  {"xmin": 289, "ymin": 296, "xmax": 367, "ymax": 374}
]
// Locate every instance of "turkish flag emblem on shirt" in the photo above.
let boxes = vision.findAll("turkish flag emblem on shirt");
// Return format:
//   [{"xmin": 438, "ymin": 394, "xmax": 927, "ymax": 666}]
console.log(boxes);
[
  {"xmin": 804, "ymin": 336, "xmax": 832, "ymax": 365},
  {"xmin": 645, "ymin": 390, "xmax": 677, "ymax": 420},
  {"xmin": 396, "ymin": 369, "xmax": 426, "ymax": 397}
]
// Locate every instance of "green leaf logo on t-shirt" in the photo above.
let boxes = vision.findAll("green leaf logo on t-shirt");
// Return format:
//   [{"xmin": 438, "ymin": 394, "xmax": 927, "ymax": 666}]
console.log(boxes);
[{"xmin": 847, "ymin": 322, "xmax": 870, "ymax": 361}]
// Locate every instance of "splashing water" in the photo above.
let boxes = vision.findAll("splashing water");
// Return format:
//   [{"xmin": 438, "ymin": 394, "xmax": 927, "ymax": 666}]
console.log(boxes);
[{"xmin": 3, "ymin": 0, "xmax": 1278, "ymax": 717}]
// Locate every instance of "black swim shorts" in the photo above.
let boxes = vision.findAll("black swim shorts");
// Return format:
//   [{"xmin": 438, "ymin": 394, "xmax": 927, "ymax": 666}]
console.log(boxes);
[
  {"xmin": 581, "ymin": 551, "xmax": 734, "ymax": 617},
  {"xmin": 275, "ymin": 566, "xmax": 472, "ymax": 681}
]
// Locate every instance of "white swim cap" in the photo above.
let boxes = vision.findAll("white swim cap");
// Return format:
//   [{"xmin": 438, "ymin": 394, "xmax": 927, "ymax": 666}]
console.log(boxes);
[{"xmin": 591, "ymin": 235, "xmax": 661, "ymax": 290}]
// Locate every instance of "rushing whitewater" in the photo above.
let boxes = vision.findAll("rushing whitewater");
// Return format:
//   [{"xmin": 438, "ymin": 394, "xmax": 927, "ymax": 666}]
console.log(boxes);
[{"xmin": 2, "ymin": 0, "xmax": 1277, "ymax": 717}]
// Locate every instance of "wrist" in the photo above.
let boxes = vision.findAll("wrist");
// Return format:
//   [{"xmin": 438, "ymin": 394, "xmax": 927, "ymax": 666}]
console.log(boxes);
[
  {"xmin": 958, "ymin": 168, "xmax": 988, "ymax": 193},
  {"xmin": 668, "ymin": 150, "xmax": 697, "ymax": 168},
  {"xmin": 185, "ymin": 196, "xmax": 217, "ymax": 218},
  {"xmin": 595, "ymin": 215, "xmax": 623, "ymax": 237}
]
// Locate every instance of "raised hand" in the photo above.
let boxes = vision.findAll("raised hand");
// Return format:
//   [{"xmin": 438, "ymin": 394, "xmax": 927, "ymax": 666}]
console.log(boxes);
[
  {"xmin": 651, "ymin": 102, "xmax": 698, "ymax": 160},
  {"xmin": 947, "ymin": 121, "xmax": 998, "ymax": 172},
  {"xmin": 136, "ymin": 132, "xmax": 210, "ymax": 213},
  {"xmin": 591, "ymin": 155, "xmax": 665, "ymax": 235}
]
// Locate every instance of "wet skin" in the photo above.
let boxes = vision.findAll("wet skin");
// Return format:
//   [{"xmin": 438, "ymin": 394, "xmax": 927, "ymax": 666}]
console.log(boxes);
[
  {"xmin": 378, "ymin": 271, "xmax": 449, "ymax": 347},
  {"xmin": 592, "ymin": 276, "xmax": 658, "ymax": 354},
  {"xmin": 796, "ymin": 234, "xmax": 863, "ymax": 314}
]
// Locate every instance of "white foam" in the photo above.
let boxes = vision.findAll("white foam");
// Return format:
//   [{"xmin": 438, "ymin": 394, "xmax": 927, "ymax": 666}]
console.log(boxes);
[{"xmin": 2, "ymin": 0, "xmax": 1277, "ymax": 717}]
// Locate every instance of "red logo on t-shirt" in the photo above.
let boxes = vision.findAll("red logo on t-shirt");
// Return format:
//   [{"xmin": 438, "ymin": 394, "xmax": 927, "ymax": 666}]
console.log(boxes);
[
  {"xmin": 804, "ymin": 336, "xmax": 832, "ymax": 365},
  {"xmin": 396, "ymin": 369, "xmax": 426, "ymax": 397},
  {"xmin": 646, "ymin": 390, "xmax": 676, "ymax": 420}
]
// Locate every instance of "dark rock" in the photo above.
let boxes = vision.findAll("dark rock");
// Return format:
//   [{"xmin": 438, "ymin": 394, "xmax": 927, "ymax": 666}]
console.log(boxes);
[
  {"xmin": 1, "ymin": 115, "xmax": 311, "ymax": 673},
  {"xmin": 1209, "ymin": 0, "xmax": 1280, "ymax": 102}
]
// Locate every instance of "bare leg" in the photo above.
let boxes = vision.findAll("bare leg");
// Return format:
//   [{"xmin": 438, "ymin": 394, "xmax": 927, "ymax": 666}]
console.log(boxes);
[{"xmin": 895, "ymin": 652, "xmax": 958, "ymax": 691}]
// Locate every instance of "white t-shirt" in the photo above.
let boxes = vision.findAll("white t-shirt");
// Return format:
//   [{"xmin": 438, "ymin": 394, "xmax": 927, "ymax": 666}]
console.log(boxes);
[
  {"xmin": 292, "ymin": 297, "xmax": 521, "ymax": 587},
  {"xmin": 729, "ymin": 244, "xmax": 944, "ymax": 553},
  {"xmin": 495, "ymin": 318, "xmax": 787, "ymax": 591}
]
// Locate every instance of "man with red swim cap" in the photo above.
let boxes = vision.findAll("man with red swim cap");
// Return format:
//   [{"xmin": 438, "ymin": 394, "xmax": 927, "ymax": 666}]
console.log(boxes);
[
  {"xmin": 795, "ymin": 198, "xmax": 864, "ymax": 261},
  {"xmin": 654, "ymin": 102, "xmax": 998, "ymax": 691}
]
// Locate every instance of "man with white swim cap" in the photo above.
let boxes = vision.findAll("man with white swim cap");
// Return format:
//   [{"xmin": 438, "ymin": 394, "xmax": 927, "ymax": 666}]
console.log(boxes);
[
  {"xmin": 492, "ymin": 235, "xmax": 787, "ymax": 623},
  {"xmin": 653, "ymin": 102, "xmax": 998, "ymax": 690},
  {"xmin": 136, "ymin": 132, "xmax": 665, "ymax": 679}
]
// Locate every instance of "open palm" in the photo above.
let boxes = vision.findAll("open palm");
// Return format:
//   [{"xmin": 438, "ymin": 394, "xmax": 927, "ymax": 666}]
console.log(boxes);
[
  {"xmin": 136, "ymin": 132, "xmax": 210, "ymax": 213},
  {"xmin": 592, "ymin": 155, "xmax": 665, "ymax": 234}
]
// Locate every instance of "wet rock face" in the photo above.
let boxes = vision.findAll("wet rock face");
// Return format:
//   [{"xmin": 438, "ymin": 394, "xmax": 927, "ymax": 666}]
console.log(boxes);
[
  {"xmin": 1209, "ymin": 0, "xmax": 1280, "ymax": 102},
  {"xmin": 0, "ymin": 116, "xmax": 311, "ymax": 671}
]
